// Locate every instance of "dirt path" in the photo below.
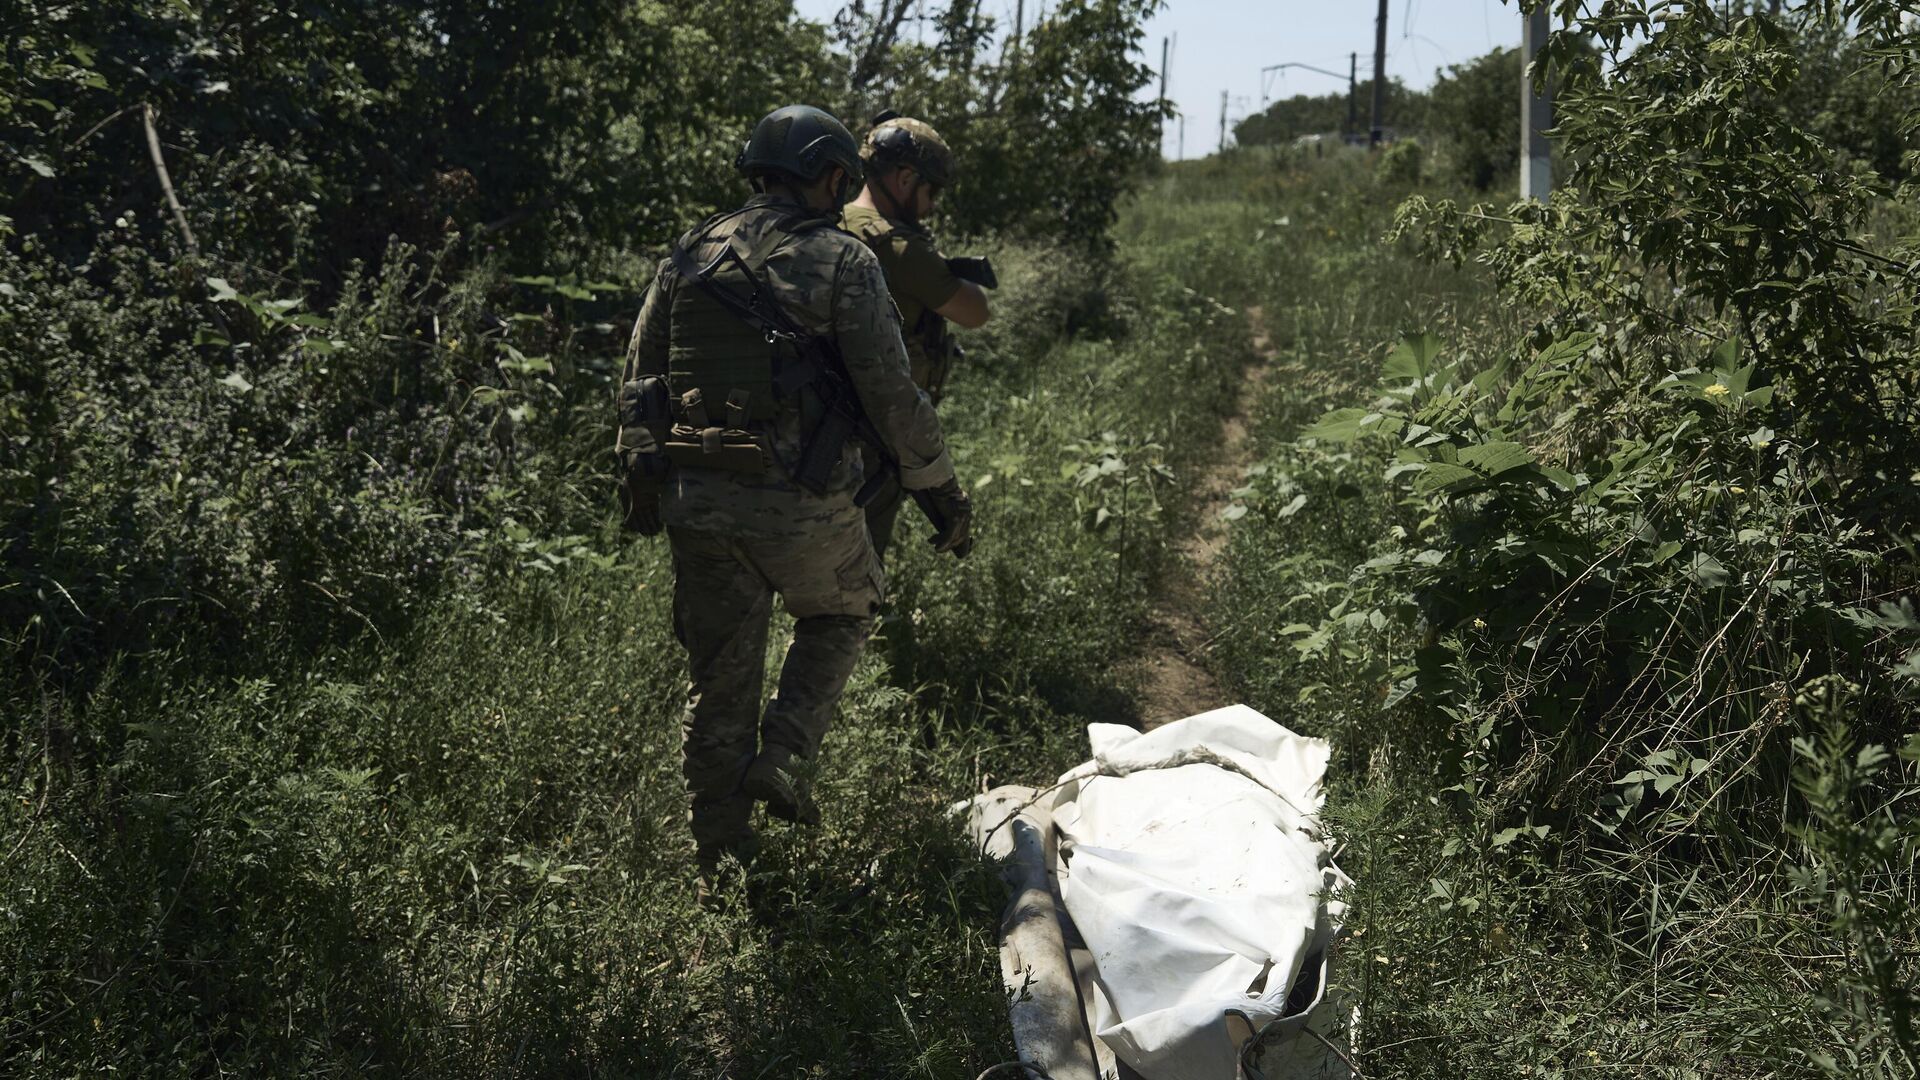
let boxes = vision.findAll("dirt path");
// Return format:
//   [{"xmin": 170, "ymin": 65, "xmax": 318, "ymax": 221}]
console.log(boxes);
[{"xmin": 1127, "ymin": 306, "xmax": 1279, "ymax": 730}]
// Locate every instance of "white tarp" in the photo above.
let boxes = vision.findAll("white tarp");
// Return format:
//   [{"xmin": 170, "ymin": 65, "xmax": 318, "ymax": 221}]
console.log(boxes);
[{"xmin": 1027, "ymin": 704, "xmax": 1347, "ymax": 1080}]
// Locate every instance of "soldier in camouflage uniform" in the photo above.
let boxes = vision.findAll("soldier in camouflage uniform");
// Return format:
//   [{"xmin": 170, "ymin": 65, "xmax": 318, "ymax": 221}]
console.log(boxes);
[
  {"xmin": 617, "ymin": 106, "xmax": 972, "ymax": 903},
  {"xmin": 841, "ymin": 114, "xmax": 993, "ymax": 562}
]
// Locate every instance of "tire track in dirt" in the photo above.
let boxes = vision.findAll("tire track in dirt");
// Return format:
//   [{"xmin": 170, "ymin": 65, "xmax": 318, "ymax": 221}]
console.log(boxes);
[{"xmin": 1127, "ymin": 306, "xmax": 1280, "ymax": 730}]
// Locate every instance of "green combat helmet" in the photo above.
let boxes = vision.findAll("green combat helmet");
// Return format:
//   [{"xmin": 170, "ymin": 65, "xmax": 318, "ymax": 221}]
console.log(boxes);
[
  {"xmin": 736, "ymin": 105, "xmax": 865, "ymax": 188},
  {"xmin": 861, "ymin": 111, "xmax": 956, "ymax": 188}
]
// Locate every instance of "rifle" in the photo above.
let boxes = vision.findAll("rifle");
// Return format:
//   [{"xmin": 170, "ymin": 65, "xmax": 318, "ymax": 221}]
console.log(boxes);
[
  {"xmin": 946, "ymin": 255, "xmax": 998, "ymax": 290},
  {"xmin": 669, "ymin": 238, "xmax": 970, "ymax": 556}
]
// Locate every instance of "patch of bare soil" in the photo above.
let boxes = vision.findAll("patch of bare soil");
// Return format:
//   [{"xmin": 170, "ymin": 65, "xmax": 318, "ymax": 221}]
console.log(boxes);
[{"xmin": 1126, "ymin": 307, "xmax": 1280, "ymax": 730}]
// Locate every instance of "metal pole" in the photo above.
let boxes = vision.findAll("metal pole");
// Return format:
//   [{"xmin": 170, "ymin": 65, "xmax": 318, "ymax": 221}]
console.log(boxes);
[
  {"xmin": 1347, "ymin": 51, "xmax": 1358, "ymax": 136},
  {"xmin": 1370, "ymin": 0, "xmax": 1388, "ymax": 145},
  {"xmin": 1521, "ymin": 6, "xmax": 1553, "ymax": 199}
]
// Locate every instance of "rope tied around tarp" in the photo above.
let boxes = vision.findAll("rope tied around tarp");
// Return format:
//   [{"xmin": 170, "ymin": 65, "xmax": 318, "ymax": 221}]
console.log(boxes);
[
  {"xmin": 972, "ymin": 743, "xmax": 1321, "ymax": 858},
  {"xmin": 974, "ymin": 1061, "xmax": 1055, "ymax": 1080}
]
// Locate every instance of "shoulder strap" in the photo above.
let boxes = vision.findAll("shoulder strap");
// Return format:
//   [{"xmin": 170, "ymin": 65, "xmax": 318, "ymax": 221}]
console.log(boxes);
[{"xmin": 670, "ymin": 206, "xmax": 835, "ymax": 342}]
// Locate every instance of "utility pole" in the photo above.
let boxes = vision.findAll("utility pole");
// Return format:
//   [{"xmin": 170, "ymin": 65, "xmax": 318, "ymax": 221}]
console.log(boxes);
[
  {"xmin": 1521, "ymin": 5, "xmax": 1553, "ymax": 199},
  {"xmin": 1178, "ymin": 113, "xmax": 1185, "ymax": 161},
  {"xmin": 1218, "ymin": 89, "xmax": 1228, "ymax": 154},
  {"xmin": 1370, "ymin": 0, "xmax": 1389, "ymax": 145},
  {"xmin": 1347, "ymin": 51, "xmax": 1358, "ymax": 137},
  {"xmin": 1158, "ymin": 36, "xmax": 1170, "ymax": 152}
]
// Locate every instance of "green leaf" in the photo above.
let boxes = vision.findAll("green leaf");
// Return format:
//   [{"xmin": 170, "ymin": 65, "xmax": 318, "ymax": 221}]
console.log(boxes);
[
  {"xmin": 1534, "ymin": 331, "xmax": 1597, "ymax": 370},
  {"xmin": 1383, "ymin": 333, "xmax": 1443, "ymax": 382},
  {"xmin": 1456, "ymin": 440, "xmax": 1535, "ymax": 477},
  {"xmin": 206, "ymin": 277, "xmax": 239, "ymax": 302},
  {"xmin": 1685, "ymin": 551, "xmax": 1730, "ymax": 587},
  {"xmin": 1413, "ymin": 462, "xmax": 1480, "ymax": 494},
  {"xmin": 219, "ymin": 371, "xmax": 253, "ymax": 391},
  {"xmin": 1275, "ymin": 493, "xmax": 1307, "ymax": 518},
  {"xmin": 1302, "ymin": 407, "xmax": 1367, "ymax": 443}
]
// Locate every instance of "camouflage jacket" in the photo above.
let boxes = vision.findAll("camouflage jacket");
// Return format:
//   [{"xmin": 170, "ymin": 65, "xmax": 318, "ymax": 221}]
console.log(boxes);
[{"xmin": 622, "ymin": 194, "xmax": 953, "ymax": 539}]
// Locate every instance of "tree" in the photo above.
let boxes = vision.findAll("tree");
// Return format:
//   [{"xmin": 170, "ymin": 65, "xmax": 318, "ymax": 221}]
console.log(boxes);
[
  {"xmin": 1426, "ymin": 47, "xmax": 1521, "ymax": 190},
  {"xmin": 1234, "ymin": 79, "xmax": 1423, "ymax": 148}
]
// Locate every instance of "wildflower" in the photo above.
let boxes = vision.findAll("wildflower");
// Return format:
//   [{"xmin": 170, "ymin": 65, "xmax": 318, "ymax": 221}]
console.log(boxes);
[
  {"xmin": 1472, "ymin": 617, "xmax": 1488, "ymax": 630},
  {"xmin": 1702, "ymin": 383, "xmax": 1731, "ymax": 398},
  {"xmin": 1729, "ymin": 485, "xmax": 1746, "ymax": 495}
]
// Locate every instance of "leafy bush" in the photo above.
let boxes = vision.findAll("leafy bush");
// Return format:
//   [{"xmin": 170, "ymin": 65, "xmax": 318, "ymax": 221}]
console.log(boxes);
[
  {"xmin": 1374, "ymin": 138, "xmax": 1425, "ymax": 185},
  {"xmin": 1214, "ymin": 4, "xmax": 1920, "ymax": 1074}
]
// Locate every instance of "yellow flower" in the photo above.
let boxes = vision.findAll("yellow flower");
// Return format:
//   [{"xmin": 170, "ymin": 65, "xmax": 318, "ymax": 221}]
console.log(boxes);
[
  {"xmin": 1472, "ymin": 617, "xmax": 1488, "ymax": 630},
  {"xmin": 1703, "ymin": 383, "xmax": 1731, "ymax": 398},
  {"xmin": 446, "ymin": 338, "xmax": 460, "ymax": 351},
  {"xmin": 1729, "ymin": 485, "xmax": 1746, "ymax": 494}
]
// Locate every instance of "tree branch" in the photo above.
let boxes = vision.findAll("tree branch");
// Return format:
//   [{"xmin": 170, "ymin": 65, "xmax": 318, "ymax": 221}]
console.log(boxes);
[
  {"xmin": 141, "ymin": 103, "xmax": 201, "ymax": 261},
  {"xmin": 142, "ymin": 103, "xmax": 234, "ymax": 344}
]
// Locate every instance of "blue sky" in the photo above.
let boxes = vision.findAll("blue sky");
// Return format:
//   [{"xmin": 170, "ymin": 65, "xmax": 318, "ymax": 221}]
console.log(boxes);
[{"xmin": 788, "ymin": 1, "xmax": 1523, "ymax": 158}]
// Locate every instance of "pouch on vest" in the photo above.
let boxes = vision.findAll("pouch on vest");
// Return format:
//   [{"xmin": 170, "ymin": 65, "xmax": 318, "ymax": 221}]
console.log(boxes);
[
  {"xmin": 617, "ymin": 375, "xmax": 672, "ymax": 478},
  {"xmin": 663, "ymin": 387, "xmax": 772, "ymax": 473}
]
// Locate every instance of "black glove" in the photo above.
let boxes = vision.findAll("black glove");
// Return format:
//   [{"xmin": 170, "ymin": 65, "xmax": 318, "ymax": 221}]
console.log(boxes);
[
  {"xmin": 621, "ymin": 465, "xmax": 664, "ymax": 537},
  {"xmin": 921, "ymin": 477, "xmax": 973, "ymax": 558}
]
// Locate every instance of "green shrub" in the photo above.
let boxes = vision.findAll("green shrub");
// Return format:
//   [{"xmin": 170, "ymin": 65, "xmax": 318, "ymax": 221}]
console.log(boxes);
[{"xmin": 1374, "ymin": 138, "xmax": 1425, "ymax": 185}]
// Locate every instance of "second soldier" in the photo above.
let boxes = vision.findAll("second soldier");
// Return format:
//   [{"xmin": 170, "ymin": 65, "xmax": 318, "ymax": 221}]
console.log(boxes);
[{"xmin": 841, "ymin": 113, "xmax": 994, "ymax": 563}]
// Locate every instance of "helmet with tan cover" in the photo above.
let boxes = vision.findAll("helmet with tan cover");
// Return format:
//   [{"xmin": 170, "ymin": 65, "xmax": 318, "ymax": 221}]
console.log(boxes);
[{"xmin": 860, "ymin": 112, "xmax": 956, "ymax": 188}]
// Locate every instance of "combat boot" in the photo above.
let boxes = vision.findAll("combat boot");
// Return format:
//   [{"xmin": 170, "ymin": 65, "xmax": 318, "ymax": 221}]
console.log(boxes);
[
  {"xmin": 694, "ymin": 836, "xmax": 758, "ymax": 913},
  {"xmin": 743, "ymin": 744, "xmax": 820, "ymax": 826}
]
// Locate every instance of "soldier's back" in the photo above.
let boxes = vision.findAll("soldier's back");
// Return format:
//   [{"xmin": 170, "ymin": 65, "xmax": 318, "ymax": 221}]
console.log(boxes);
[{"xmin": 660, "ymin": 199, "xmax": 876, "ymax": 541}]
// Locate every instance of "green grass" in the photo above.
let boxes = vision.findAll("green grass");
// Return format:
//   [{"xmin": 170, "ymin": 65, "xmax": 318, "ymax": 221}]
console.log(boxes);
[
  {"xmin": 10, "ymin": 143, "xmax": 1913, "ymax": 1080},
  {"xmin": 1, "ymin": 199, "xmax": 1260, "ymax": 1076}
]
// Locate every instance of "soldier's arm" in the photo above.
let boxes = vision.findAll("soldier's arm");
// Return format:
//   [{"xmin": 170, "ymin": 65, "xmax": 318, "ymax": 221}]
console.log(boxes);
[
  {"xmin": 834, "ymin": 245, "xmax": 955, "ymax": 490},
  {"xmin": 615, "ymin": 261, "xmax": 673, "ymax": 462},
  {"xmin": 888, "ymin": 231, "xmax": 990, "ymax": 329},
  {"xmin": 626, "ymin": 260, "xmax": 672, "ymax": 382}
]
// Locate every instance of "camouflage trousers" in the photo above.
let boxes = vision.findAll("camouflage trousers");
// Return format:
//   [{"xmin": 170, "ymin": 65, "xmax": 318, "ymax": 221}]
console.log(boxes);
[{"xmin": 668, "ymin": 519, "xmax": 882, "ymax": 855}]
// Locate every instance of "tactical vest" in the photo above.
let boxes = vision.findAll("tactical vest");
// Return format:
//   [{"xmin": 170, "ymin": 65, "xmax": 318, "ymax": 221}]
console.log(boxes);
[{"xmin": 661, "ymin": 207, "xmax": 834, "ymax": 473}]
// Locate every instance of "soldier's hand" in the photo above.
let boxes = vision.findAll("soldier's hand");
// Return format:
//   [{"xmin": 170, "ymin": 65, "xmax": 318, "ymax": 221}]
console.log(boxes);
[
  {"xmin": 923, "ymin": 478, "xmax": 972, "ymax": 558},
  {"xmin": 621, "ymin": 470, "xmax": 664, "ymax": 537}
]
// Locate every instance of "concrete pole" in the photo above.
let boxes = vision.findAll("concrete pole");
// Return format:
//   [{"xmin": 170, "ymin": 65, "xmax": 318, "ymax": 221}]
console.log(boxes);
[
  {"xmin": 1370, "ymin": 0, "xmax": 1388, "ymax": 145},
  {"xmin": 1521, "ymin": 6, "xmax": 1553, "ymax": 199},
  {"xmin": 1158, "ymin": 36, "xmax": 1169, "ymax": 154}
]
